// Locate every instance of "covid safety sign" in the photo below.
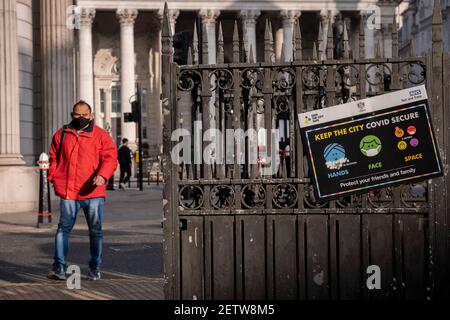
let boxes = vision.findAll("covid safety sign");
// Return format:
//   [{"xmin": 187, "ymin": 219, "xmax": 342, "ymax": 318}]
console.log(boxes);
[{"xmin": 299, "ymin": 85, "xmax": 443, "ymax": 201}]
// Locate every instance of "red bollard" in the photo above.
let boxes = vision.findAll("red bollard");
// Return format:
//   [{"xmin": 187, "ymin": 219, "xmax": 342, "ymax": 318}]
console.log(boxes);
[{"xmin": 37, "ymin": 152, "xmax": 52, "ymax": 228}]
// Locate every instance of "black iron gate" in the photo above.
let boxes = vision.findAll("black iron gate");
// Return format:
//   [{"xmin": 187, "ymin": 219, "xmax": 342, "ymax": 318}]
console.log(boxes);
[{"xmin": 161, "ymin": 1, "xmax": 450, "ymax": 300}]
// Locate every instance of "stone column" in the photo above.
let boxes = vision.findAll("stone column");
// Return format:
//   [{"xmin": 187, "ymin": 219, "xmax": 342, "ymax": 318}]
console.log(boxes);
[
  {"xmin": 239, "ymin": 10, "xmax": 260, "ymax": 62},
  {"xmin": 381, "ymin": 22, "xmax": 392, "ymax": 58},
  {"xmin": 199, "ymin": 9, "xmax": 220, "ymax": 64},
  {"xmin": 0, "ymin": 0, "xmax": 24, "ymax": 165},
  {"xmin": 167, "ymin": 9, "xmax": 179, "ymax": 36},
  {"xmin": 117, "ymin": 8, "xmax": 138, "ymax": 149},
  {"xmin": 280, "ymin": 10, "xmax": 301, "ymax": 62},
  {"xmin": 104, "ymin": 87, "xmax": 112, "ymax": 135},
  {"xmin": 275, "ymin": 27, "xmax": 284, "ymax": 62},
  {"xmin": 40, "ymin": 0, "xmax": 75, "ymax": 152},
  {"xmin": 150, "ymin": 11, "xmax": 164, "ymax": 156},
  {"xmin": 94, "ymin": 87, "xmax": 101, "ymax": 126},
  {"xmin": 361, "ymin": 10, "xmax": 375, "ymax": 59},
  {"xmin": 319, "ymin": 9, "xmax": 330, "ymax": 60},
  {"xmin": 78, "ymin": 8, "xmax": 95, "ymax": 107}
]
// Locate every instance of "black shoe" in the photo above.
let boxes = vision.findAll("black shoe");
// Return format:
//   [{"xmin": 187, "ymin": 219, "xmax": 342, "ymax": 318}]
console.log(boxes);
[
  {"xmin": 88, "ymin": 269, "xmax": 101, "ymax": 281},
  {"xmin": 47, "ymin": 267, "xmax": 66, "ymax": 280}
]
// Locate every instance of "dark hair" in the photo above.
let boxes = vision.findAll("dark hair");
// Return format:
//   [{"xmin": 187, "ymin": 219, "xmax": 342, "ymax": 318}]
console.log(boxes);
[
  {"xmin": 73, "ymin": 100, "xmax": 92, "ymax": 113},
  {"xmin": 122, "ymin": 138, "xmax": 128, "ymax": 144}
]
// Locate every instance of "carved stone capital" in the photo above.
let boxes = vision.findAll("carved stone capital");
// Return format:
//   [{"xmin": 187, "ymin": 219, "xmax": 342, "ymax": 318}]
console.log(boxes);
[
  {"xmin": 79, "ymin": 8, "xmax": 96, "ymax": 26},
  {"xmin": 280, "ymin": 10, "xmax": 301, "ymax": 27},
  {"xmin": 157, "ymin": 9, "xmax": 180, "ymax": 25},
  {"xmin": 199, "ymin": 9, "xmax": 220, "ymax": 25},
  {"xmin": 239, "ymin": 10, "xmax": 261, "ymax": 27},
  {"xmin": 116, "ymin": 8, "xmax": 138, "ymax": 26}
]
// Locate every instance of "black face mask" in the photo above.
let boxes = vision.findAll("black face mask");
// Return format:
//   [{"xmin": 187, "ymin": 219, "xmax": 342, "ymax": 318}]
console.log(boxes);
[{"xmin": 71, "ymin": 117, "xmax": 91, "ymax": 130}]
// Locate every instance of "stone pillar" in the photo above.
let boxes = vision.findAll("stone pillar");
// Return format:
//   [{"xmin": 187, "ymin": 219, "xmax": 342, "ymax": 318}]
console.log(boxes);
[
  {"xmin": 381, "ymin": 22, "xmax": 392, "ymax": 58},
  {"xmin": 239, "ymin": 10, "xmax": 260, "ymax": 62},
  {"xmin": 361, "ymin": 10, "xmax": 375, "ymax": 59},
  {"xmin": 167, "ymin": 9, "xmax": 179, "ymax": 36},
  {"xmin": 104, "ymin": 87, "xmax": 112, "ymax": 135},
  {"xmin": 117, "ymin": 8, "xmax": 138, "ymax": 149},
  {"xmin": 319, "ymin": 9, "xmax": 330, "ymax": 60},
  {"xmin": 40, "ymin": 0, "xmax": 75, "ymax": 152},
  {"xmin": 78, "ymin": 8, "xmax": 95, "ymax": 107},
  {"xmin": 94, "ymin": 87, "xmax": 101, "ymax": 126},
  {"xmin": 280, "ymin": 10, "xmax": 301, "ymax": 62},
  {"xmin": 275, "ymin": 27, "xmax": 284, "ymax": 62},
  {"xmin": 199, "ymin": 9, "xmax": 220, "ymax": 64},
  {"xmin": 0, "ymin": 0, "xmax": 24, "ymax": 165}
]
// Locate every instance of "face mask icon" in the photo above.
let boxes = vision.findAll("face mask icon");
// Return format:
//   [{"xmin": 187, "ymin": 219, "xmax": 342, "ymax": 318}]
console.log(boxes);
[{"xmin": 360, "ymin": 135, "xmax": 382, "ymax": 157}]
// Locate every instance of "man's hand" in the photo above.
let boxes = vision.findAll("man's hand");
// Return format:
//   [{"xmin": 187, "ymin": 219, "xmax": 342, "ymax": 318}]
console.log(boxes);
[{"xmin": 93, "ymin": 175, "xmax": 106, "ymax": 186}]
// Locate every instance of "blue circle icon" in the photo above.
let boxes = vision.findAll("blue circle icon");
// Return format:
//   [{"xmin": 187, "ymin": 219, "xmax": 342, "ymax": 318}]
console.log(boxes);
[{"xmin": 324, "ymin": 143, "xmax": 346, "ymax": 162}]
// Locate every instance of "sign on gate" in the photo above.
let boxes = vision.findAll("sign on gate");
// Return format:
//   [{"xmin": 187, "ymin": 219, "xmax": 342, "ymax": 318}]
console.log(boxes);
[{"xmin": 299, "ymin": 85, "xmax": 443, "ymax": 201}]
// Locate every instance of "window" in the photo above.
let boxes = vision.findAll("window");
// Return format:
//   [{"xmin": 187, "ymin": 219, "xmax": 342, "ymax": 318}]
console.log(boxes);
[{"xmin": 112, "ymin": 86, "xmax": 121, "ymax": 113}]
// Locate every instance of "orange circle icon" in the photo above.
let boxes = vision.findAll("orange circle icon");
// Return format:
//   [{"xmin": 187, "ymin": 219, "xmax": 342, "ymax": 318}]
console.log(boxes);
[{"xmin": 395, "ymin": 127, "xmax": 404, "ymax": 138}]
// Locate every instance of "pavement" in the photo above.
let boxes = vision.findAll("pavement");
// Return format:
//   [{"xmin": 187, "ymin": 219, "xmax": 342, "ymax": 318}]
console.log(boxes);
[{"xmin": 0, "ymin": 183, "xmax": 165, "ymax": 300}]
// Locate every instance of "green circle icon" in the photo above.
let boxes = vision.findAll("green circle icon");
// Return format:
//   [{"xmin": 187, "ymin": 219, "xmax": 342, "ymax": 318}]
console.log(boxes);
[{"xmin": 360, "ymin": 135, "xmax": 382, "ymax": 157}]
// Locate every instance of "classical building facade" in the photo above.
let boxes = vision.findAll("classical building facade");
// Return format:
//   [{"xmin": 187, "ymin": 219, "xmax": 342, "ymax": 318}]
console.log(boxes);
[
  {"xmin": 398, "ymin": 0, "xmax": 450, "ymax": 55},
  {"xmin": 0, "ymin": 0, "xmax": 403, "ymax": 212}
]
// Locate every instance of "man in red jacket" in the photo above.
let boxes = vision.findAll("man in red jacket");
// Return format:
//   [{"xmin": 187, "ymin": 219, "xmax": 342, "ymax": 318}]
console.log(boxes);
[{"xmin": 47, "ymin": 100, "xmax": 118, "ymax": 281}]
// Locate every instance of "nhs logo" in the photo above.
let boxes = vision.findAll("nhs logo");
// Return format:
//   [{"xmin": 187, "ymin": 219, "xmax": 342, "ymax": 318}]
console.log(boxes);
[{"xmin": 409, "ymin": 89, "xmax": 421, "ymax": 97}]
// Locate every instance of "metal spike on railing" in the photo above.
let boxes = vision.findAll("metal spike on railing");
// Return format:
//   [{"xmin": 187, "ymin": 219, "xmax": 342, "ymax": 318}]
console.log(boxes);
[
  {"xmin": 281, "ymin": 157, "xmax": 287, "ymax": 178},
  {"xmin": 432, "ymin": 0, "xmax": 443, "ymax": 53},
  {"xmin": 218, "ymin": 21, "xmax": 224, "ymax": 64},
  {"xmin": 326, "ymin": 15, "xmax": 334, "ymax": 60},
  {"xmin": 264, "ymin": 19, "xmax": 272, "ymax": 62},
  {"xmin": 375, "ymin": 38, "xmax": 381, "ymax": 58},
  {"xmin": 269, "ymin": 21, "xmax": 275, "ymax": 62},
  {"xmin": 202, "ymin": 22, "xmax": 209, "ymax": 64},
  {"xmin": 187, "ymin": 46, "xmax": 193, "ymax": 65},
  {"xmin": 162, "ymin": 2, "xmax": 172, "ymax": 57},
  {"xmin": 343, "ymin": 20, "xmax": 350, "ymax": 59},
  {"xmin": 232, "ymin": 20, "xmax": 240, "ymax": 63},
  {"xmin": 359, "ymin": 16, "xmax": 365, "ymax": 59},
  {"xmin": 391, "ymin": 15, "xmax": 398, "ymax": 58},
  {"xmin": 294, "ymin": 20, "xmax": 302, "ymax": 61},
  {"xmin": 312, "ymin": 41, "xmax": 318, "ymax": 60},
  {"xmin": 280, "ymin": 42, "xmax": 285, "ymax": 63},
  {"xmin": 181, "ymin": 163, "xmax": 187, "ymax": 180},
  {"xmin": 249, "ymin": 44, "xmax": 255, "ymax": 63},
  {"xmin": 317, "ymin": 21, "xmax": 323, "ymax": 60},
  {"xmin": 193, "ymin": 21, "xmax": 199, "ymax": 64},
  {"xmin": 410, "ymin": 39, "xmax": 415, "ymax": 56},
  {"xmin": 188, "ymin": 164, "xmax": 193, "ymax": 180}
]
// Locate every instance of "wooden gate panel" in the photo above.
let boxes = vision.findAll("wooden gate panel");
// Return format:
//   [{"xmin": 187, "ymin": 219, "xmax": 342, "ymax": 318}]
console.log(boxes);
[
  {"xmin": 237, "ymin": 215, "xmax": 266, "ymax": 300},
  {"xmin": 204, "ymin": 216, "xmax": 236, "ymax": 300},
  {"xmin": 332, "ymin": 214, "xmax": 362, "ymax": 300},
  {"xmin": 365, "ymin": 215, "xmax": 395, "ymax": 300},
  {"xmin": 180, "ymin": 216, "xmax": 204, "ymax": 300},
  {"xmin": 400, "ymin": 215, "xmax": 426, "ymax": 299},
  {"xmin": 267, "ymin": 215, "xmax": 298, "ymax": 300},
  {"xmin": 305, "ymin": 215, "xmax": 329, "ymax": 300}
]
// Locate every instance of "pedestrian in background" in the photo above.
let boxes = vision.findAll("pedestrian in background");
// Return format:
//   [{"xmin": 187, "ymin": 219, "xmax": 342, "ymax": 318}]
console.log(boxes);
[
  {"xmin": 47, "ymin": 100, "xmax": 117, "ymax": 281},
  {"xmin": 118, "ymin": 138, "xmax": 132, "ymax": 190}
]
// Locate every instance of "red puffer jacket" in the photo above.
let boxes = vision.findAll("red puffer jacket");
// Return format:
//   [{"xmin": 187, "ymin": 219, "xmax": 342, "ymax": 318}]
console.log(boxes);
[{"xmin": 48, "ymin": 121, "xmax": 118, "ymax": 200}]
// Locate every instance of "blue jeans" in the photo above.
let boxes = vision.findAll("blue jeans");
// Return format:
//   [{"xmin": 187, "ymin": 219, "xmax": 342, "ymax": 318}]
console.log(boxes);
[{"xmin": 53, "ymin": 197, "xmax": 105, "ymax": 271}]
